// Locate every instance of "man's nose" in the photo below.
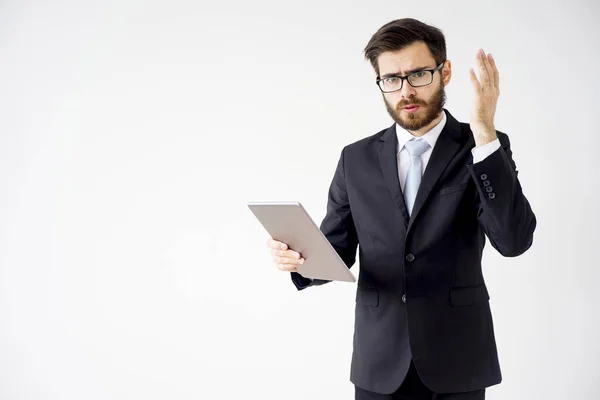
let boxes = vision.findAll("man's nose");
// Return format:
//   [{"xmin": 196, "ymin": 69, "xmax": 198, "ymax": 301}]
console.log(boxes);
[{"xmin": 399, "ymin": 79, "xmax": 417, "ymax": 99}]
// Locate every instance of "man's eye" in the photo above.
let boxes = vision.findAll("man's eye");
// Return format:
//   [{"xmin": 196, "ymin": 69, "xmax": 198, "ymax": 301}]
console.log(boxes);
[
  {"xmin": 412, "ymin": 71, "xmax": 426, "ymax": 78},
  {"xmin": 385, "ymin": 77, "xmax": 400, "ymax": 84}
]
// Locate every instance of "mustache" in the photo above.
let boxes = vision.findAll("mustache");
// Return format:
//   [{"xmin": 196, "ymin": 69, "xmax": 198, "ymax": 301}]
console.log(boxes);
[{"xmin": 397, "ymin": 99, "xmax": 426, "ymax": 108}]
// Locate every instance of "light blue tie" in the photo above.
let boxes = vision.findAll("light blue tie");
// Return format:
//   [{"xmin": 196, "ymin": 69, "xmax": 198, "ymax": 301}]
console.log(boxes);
[{"xmin": 404, "ymin": 139, "xmax": 430, "ymax": 216}]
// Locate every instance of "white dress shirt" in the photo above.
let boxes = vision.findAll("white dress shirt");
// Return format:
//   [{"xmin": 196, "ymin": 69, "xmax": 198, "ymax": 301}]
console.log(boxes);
[{"xmin": 396, "ymin": 112, "xmax": 501, "ymax": 191}]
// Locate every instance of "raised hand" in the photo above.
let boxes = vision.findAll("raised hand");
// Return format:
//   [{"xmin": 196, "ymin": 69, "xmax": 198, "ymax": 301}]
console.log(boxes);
[{"xmin": 469, "ymin": 49, "xmax": 500, "ymax": 147}]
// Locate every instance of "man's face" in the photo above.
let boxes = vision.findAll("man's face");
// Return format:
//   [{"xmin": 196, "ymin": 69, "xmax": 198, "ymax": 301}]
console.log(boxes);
[{"xmin": 377, "ymin": 41, "xmax": 451, "ymax": 131}]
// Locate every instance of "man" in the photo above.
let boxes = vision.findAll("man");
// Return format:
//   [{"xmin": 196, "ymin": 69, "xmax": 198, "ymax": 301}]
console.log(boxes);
[{"xmin": 266, "ymin": 18, "xmax": 536, "ymax": 400}]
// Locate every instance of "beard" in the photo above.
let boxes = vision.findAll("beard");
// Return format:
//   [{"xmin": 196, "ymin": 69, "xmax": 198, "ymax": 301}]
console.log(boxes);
[{"xmin": 384, "ymin": 83, "xmax": 447, "ymax": 131}]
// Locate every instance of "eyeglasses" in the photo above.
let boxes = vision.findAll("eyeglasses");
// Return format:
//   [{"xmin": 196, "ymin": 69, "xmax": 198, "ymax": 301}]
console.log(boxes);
[{"xmin": 376, "ymin": 61, "xmax": 445, "ymax": 93}]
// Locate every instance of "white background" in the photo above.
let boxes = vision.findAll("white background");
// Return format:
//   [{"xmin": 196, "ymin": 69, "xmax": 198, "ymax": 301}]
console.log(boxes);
[{"xmin": 1, "ymin": 0, "xmax": 599, "ymax": 399}]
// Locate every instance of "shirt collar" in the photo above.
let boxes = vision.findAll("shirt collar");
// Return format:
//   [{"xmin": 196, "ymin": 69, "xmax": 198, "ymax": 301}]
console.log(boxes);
[{"xmin": 396, "ymin": 110, "xmax": 447, "ymax": 154}]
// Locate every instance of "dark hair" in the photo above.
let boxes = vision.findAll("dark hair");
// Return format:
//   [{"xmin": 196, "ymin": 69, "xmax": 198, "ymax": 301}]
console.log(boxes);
[{"xmin": 364, "ymin": 18, "xmax": 446, "ymax": 76}]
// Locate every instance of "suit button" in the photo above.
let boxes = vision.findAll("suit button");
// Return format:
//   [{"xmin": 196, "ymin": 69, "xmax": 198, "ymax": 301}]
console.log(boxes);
[
  {"xmin": 405, "ymin": 253, "xmax": 415, "ymax": 262},
  {"xmin": 485, "ymin": 186, "xmax": 493, "ymax": 193},
  {"xmin": 402, "ymin": 294, "xmax": 407, "ymax": 303},
  {"xmin": 480, "ymin": 173, "xmax": 488, "ymax": 180},
  {"xmin": 483, "ymin": 180, "xmax": 490, "ymax": 187},
  {"xmin": 488, "ymin": 192, "xmax": 496, "ymax": 199}
]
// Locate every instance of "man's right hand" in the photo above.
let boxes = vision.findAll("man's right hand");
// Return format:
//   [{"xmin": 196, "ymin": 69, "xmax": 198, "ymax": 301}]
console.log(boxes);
[{"xmin": 266, "ymin": 238, "xmax": 305, "ymax": 273}]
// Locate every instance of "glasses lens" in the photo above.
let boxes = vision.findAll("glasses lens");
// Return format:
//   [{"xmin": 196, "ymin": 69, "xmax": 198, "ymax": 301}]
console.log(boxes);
[
  {"xmin": 380, "ymin": 77, "xmax": 402, "ymax": 92},
  {"xmin": 408, "ymin": 71, "xmax": 432, "ymax": 87}
]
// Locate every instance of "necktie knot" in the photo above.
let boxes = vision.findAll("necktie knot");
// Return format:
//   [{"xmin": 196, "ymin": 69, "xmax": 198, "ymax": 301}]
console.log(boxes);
[{"xmin": 404, "ymin": 138, "xmax": 430, "ymax": 157}]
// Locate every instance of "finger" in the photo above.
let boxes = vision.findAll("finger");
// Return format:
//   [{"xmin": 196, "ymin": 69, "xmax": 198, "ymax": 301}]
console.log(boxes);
[
  {"xmin": 478, "ymin": 49, "xmax": 490, "ymax": 73},
  {"xmin": 469, "ymin": 68, "xmax": 481, "ymax": 92},
  {"xmin": 270, "ymin": 248, "xmax": 301, "ymax": 259},
  {"xmin": 476, "ymin": 49, "xmax": 490, "ymax": 90},
  {"xmin": 482, "ymin": 51, "xmax": 496, "ymax": 90},
  {"xmin": 274, "ymin": 254, "xmax": 305, "ymax": 264},
  {"xmin": 277, "ymin": 263, "xmax": 299, "ymax": 272},
  {"xmin": 267, "ymin": 238, "xmax": 288, "ymax": 250},
  {"xmin": 487, "ymin": 53, "xmax": 499, "ymax": 90},
  {"xmin": 477, "ymin": 50, "xmax": 490, "ymax": 87},
  {"xmin": 283, "ymin": 250, "xmax": 301, "ymax": 259}
]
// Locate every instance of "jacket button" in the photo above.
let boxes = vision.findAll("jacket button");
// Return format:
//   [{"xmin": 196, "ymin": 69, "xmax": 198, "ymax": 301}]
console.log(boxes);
[
  {"xmin": 402, "ymin": 294, "xmax": 407, "ymax": 303},
  {"xmin": 480, "ymin": 173, "xmax": 487, "ymax": 180},
  {"xmin": 485, "ymin": 186, "xmax": 493, "ymax": 193},
  {"xmin": 483, "ymin": 180, "xmax": 490, "ymax": 187},
  {"xmin": 405, "ymin": 253, "xmax": 415, "ymax": 262},
  {"xmin": 488, "ymin": 192, "xmax": 496, "ymax": 199}
]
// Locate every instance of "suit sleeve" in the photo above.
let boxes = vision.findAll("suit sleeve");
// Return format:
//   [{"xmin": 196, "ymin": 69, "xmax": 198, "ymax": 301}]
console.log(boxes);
[
  {"xmin": 290, "ymin": 146, "xmax": 359, "ymax": 290},
  {"xmin": 467, "ymin": 132, "xmax": 537, "ymax": 257}
]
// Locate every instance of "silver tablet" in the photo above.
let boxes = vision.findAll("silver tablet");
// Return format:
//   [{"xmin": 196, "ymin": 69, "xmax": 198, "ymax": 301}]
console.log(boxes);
[{"xmin": 247, "ymin": 201, "xmax": 356, "ymax": 283}]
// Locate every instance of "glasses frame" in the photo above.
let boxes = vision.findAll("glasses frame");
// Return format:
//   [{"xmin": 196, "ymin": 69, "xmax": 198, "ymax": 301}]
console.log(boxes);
[{"xmin": 375, "ymin": 61, "xmax": 446, "ymax": 93}]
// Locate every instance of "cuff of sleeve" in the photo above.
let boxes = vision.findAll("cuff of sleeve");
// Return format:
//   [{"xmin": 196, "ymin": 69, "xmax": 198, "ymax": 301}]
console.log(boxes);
[
  {"xmin": 291, "ymin": 271, "xmax": 313, "ymax": 290},
  {"xmin": 472, "ymin": 138, "xmax": 501, "ymax": 164}
]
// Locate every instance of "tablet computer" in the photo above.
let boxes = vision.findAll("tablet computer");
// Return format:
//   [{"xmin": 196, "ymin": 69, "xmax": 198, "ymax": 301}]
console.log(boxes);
[{"xmin": 247, "ymin": 201, "xmax": 356, "ymax": 283}]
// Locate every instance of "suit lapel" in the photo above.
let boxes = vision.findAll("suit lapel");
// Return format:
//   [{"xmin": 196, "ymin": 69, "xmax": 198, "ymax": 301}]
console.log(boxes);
[
  {"xmin": 407, "ymin": 109, "xmax": 464, "ymax": 233},
  {"xmin": 378, "ymin": 109, "xmax": 465, "ymax": 232},
  {"xmin": 378, "ymin": 124, "xmax": 410, "ymax": 227}
]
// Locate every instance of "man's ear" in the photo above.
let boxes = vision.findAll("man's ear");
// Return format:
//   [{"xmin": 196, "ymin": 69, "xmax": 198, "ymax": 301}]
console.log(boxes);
[{"xmin": 442, "ymin": 60, "xmax": 452, "ymax": 86}]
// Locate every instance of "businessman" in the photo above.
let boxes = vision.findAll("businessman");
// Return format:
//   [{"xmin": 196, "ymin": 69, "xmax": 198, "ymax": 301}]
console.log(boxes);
[{"xmin": 267, "ymin": 18, "xmax": 536, "ymax": 399}]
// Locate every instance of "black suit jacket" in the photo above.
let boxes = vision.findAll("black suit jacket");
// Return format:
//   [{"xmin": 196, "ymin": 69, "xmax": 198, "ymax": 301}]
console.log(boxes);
[{"xmin": 291, "ymin": 109, "xmax": 536, "ymax": 394}]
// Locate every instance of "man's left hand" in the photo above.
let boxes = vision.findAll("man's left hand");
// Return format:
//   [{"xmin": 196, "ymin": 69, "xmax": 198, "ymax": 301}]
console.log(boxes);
[{"xmin": 469, "ymin": 49, "xmax": 499, "ymax": 147}]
